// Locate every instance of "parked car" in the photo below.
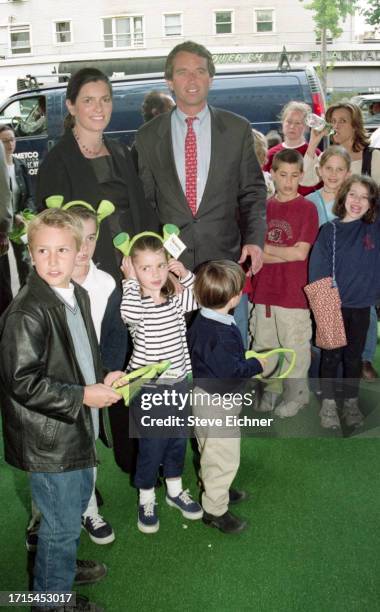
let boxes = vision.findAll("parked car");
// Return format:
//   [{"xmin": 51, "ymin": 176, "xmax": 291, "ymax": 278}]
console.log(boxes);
[
  {"xmin": 0, "ymin": 64, "xmax": 325, "ymax": 187},
  {"xmin": 350, "ymin": 93, "xmax": 380, "ymax": 133}
]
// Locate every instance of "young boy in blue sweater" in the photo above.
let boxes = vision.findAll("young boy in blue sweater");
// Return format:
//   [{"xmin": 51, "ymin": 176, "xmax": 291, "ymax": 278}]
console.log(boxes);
[{"xmin": 187, "ymin": 260, "xmax": 264, "ymax": 534}]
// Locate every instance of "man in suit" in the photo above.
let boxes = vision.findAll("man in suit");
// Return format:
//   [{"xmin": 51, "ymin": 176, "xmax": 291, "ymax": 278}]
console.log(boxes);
[
  {"xmin": 135, "ymin": 40, "xmax": 267, "ymax": 344},
  {"xmin": 0, "ymin": 140, "xmax": 12, "ymax": 315}
]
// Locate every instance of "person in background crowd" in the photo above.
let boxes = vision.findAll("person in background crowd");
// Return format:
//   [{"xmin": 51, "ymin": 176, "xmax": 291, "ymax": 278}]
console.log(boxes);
[
  {"xmin": 0, "ymin": 141, "xmax": 12, "ymax": 315},
  {"xmin": 0, "ymin": 124, "xmax": 35, "ymax": 286},
  {"xmin": 141, "ymin": 90, "xmax": 175, "ymax": 123},
  {"xmin": 309, "ymin": 175, "xmax": 380, "ymax": 430},
  {"xmin": 263, "ymin": 100, "xmax": 322, "ymax": 196},
  {"xmin": 265, "ymin": 129, "xmax": 282, "ymax": 150},
  {"xmin": 304, "ymin": 101, "xmax": 380, "ymax": 381},
  {"xmin": 135, "ymin": 40, "xmax": 267, "ymax": 347},
  {"xmin": 251, "ymin": 128, "xmax": 275, "ymax": 198}
]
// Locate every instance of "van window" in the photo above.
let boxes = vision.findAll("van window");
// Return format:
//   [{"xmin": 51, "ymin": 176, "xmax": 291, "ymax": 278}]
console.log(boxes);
[{"xmin": 0, "ymin": 95, "xmax": 47, "ymax": 137}]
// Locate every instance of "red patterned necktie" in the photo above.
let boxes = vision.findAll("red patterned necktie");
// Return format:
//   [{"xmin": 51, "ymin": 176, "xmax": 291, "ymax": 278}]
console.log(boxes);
[{"xmin": 185, "ymin": 116, "xmax": 198, "ymax": 215}]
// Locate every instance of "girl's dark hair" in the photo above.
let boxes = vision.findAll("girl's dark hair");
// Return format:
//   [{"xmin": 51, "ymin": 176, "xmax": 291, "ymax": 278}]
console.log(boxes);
[
  {"xmin": 325, "ymin": 101, "xmax": 370, "ymax": 152},
  {"xmin": 333, "ymin": 174, "xmax": 379, "ymax": 224},
  {"xmin": 64, "ymin": 68, "xmax": 112, "ymax": 130},
  {"xmin": 130, "ymin": 235, "xmax": 175, "ymax": 297}
]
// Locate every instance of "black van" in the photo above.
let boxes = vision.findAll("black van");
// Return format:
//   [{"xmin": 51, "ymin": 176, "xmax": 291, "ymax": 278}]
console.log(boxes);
[{"xmin": 0, "ymin": 65, "xmax": 325, "ymax": 185}]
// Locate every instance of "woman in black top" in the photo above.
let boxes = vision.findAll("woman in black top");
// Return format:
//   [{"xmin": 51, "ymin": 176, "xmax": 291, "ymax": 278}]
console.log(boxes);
[{"xmin": 36, "ymin": 68, "xmax": 159, "ymax": 281}]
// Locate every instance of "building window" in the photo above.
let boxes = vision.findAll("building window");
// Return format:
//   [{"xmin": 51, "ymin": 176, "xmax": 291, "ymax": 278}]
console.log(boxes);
[
  {"xmin": 214, "ymin": 11, "xmax": 233, "ymax": 34},
  {"xmin": 9, "ymin": 24, "xmax": 31, "ymax": 55},
  {"xmin": 254, "ymin": 9, "xmax": 274, "ymax": 33},
  {"xmin": 163, "ymin": 13, "xmax": 182, "ymax": 38},
  {"xmin": 54, "ymin": 21, "xmax": 72, "ymax": 44},
  {"xmin": 103, "ymin": 16, "xmax": 144, "ymax": 49}
]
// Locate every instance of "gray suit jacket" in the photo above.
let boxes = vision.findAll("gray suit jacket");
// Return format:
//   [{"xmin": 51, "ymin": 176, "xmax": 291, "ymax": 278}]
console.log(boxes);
[{"xmin": 135, "ymin": 106, "xmax": 267, "ymax": 270}]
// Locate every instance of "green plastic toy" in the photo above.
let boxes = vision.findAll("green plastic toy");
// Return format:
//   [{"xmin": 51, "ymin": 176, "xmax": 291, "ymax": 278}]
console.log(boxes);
[
  {"xmin": 113, "ymin": 224, "xmax": 180, "ymax": 257},
  {"xmin": 113, "ymin": 360, "xmax": 172, "ymax": 406},
  {"xmin": 8, "ymin": 209, "xmax": 36, "ymax": 244},
  {"xmin": 46, "ymin": 195, "xmax": 115, "ymax": 237},
  {"xmin": 246, "ymin": 348, "xmax": 296, "ymax": 380}
]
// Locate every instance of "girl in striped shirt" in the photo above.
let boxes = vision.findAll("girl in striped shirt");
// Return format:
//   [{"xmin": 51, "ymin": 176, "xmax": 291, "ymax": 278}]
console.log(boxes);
[{"xmin": 120, "ymin": 234, "xmax": 202, "ymax": 533}]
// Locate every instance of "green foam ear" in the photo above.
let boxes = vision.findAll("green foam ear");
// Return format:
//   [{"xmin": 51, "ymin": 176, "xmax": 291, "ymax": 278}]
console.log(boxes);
[
  {"xmin": 97, "ymin": 200, "xmax": 115, "ymax": 222},
  {"xmin": 46, "ymin": 195, "xmax": 65, "ymax": 209},
  {"xmin": 163, "ymin": 224, "xmax": 180, "ymax": 241},
  {"xmin": 113, "ymin": 232, "xmax": 131, "ymax": 257}
]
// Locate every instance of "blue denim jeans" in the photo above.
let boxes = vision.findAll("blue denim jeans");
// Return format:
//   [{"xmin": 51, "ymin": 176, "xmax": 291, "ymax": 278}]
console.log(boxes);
[
  {"xmin": 30, "ymin": 468, "xmax": 93, "ymax": 596},
  {"xmin": 362, "ymin": 305, "xmax": 378, "ymax": 362},
  {"xmin": 233, "ymin": 293, "xmax": 249, "ymax": 350}
]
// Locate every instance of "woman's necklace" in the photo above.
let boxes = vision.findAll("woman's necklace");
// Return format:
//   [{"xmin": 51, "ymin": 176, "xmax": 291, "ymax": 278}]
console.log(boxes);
[{"xmin": 73, "ymin": 128, "xmax": 104, "ymax": 157}]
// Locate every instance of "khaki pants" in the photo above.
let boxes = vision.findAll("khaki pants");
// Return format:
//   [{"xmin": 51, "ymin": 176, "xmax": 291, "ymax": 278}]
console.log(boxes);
[
  {"xmin": 252, "ymin": 304, "xmax": 312, "ymax": 405},
  {"xmin": 192, "ymin": 387, "xmax": 241, "ymax": 517}
]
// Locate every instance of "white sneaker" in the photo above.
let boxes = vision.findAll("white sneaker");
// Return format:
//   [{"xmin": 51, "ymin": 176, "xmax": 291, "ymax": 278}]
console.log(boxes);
[
  {"xmin": 319, "ymin": 399, "xmax": 340, "ymax": 430},
  {"xmin": 256, "ymin": 392, "xmax": 276, "ymax": 412},
  {"xmin": 342, "ymin": 398, "xmax": 364, "ymax": 428},
  {"xmin": 274, "ymin": 400, "xmax": 305, "ymax": 418}
]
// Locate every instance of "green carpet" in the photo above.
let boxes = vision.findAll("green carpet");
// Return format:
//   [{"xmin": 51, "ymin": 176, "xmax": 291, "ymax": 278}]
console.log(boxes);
[{"xmin": 2, "ymin": 344, "xmax": 380, "ymax": 611}]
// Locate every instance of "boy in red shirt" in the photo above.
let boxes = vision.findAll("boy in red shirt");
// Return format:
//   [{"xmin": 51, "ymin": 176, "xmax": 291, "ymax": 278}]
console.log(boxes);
[{"xmin": 251, "ymin": 148, "xmax": 319, "ymax": 417}]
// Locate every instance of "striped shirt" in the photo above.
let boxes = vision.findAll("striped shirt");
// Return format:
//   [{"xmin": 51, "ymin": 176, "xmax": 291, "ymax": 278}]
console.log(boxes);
[{"xmin": 120, "ymin": 272, "xmax": 197, "ymax": 375}]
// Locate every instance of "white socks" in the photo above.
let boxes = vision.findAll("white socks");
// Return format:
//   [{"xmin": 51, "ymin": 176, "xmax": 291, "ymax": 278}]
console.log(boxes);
[
  {"xmin": 166, "ymin": 477, "xmax": 182, "ymax": 498},
  {"xmin": 139, "ymin": 487, "xmax": 155, "ymax": 505}
]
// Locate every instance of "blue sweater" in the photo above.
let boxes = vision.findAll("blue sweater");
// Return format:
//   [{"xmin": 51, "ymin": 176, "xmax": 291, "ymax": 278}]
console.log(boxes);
[
  {"xmin": 187, "ymin": 314, "xmax": 263, "ymax": 392},
  {"xmin": 309, "ymin": 218, "xmax": 380, "ymax": 308}
]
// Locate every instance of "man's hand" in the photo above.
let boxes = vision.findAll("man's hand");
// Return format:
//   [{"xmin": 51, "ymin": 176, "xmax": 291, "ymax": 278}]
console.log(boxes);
[
  {"xmin": 0, "ymin": 233, "xmax": 9, "ymax": 257},
  {"xmin": 239, "ymin": 244, "xmax": 263, "ymax": 275},
  {"xmin": 83, "ymin": 383, "xmax": 121, "ymax": 408}
]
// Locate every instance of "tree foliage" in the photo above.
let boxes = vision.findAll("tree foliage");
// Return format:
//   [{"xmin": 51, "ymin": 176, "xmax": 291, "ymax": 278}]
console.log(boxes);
[
  {"xmin": 361, "ymin": 0, "xmax": 380, "ymax": 30},
  {"xmin": 300, "ymin": 0, "xmax": 357, "ymax": 38}
]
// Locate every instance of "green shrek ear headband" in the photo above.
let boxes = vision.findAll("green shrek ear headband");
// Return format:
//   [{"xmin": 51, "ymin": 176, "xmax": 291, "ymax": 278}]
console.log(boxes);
[
  {"xmin": 113, "ymin": 224, "xmax": 180, "ymax": 257},
  {"xmin": 112, "ymin": 360, "xmax": 172, "ymax": 406},
  {"xmin": 8, "ymin": 209, "xmax": 36, "ymax": 245},
  {"xmin": 45, "ymin": 195, "xmax": 115, "ymax": 237},
  {"xmin": 246, "ymin": 348, "xmax": 296, "ymax": 380}
]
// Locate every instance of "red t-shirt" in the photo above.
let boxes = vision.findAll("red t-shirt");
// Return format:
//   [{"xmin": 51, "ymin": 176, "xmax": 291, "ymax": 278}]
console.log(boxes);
[
  {"xmin": 263, "ymin": 142, "xmax": 322, "ymax": 196},
  {"xmin": 251, "ymin": 195, "xmax": 319, "ymax": 309}
]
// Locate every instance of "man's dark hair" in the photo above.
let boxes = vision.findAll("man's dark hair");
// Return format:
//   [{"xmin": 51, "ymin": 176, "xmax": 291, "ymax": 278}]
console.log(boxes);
[
  {"xmin": 0, "ymin": 124, "xmax": 14, "ymax": 136},
  {"xmin": 165, "ymin": 41, "xmax": 216, "ymax": 80}
]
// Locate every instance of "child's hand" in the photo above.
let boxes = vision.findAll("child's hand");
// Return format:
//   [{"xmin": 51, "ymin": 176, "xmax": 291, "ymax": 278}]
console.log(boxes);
[
  {"xmin": 120, "ymin": 255, "xmax": 136, "ymax": 280},
  {"xmin": 104, "ymin": 371, "xmax": 126, "ymax": 387},
  {"xmin": 168, "ymin": 258, "xmax": 187, "ymax": 279},
  {"xmin": 84, "ymin": 384, "xmax": 121, "ymax": 408},
  {"xmin": 169, "ymin": 272, "xmax": 184, "ymax": 295}
]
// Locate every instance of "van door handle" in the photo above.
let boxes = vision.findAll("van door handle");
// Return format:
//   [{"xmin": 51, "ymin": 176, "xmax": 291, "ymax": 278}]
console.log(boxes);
[{"xmin": 47, "ymin": 139, "xmax": 55, "ymax": 151}]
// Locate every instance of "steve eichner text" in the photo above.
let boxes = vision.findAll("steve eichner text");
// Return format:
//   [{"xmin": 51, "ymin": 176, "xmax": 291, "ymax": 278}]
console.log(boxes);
[{"xmin": 140, "ymin": 389, "xmax": 257, "ymax": 411}]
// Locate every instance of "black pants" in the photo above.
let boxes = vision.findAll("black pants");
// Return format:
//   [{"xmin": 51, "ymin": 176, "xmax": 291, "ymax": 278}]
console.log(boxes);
[{"xmin": 321, "ymin": 306, "xmax": 370, "ymax": 400}]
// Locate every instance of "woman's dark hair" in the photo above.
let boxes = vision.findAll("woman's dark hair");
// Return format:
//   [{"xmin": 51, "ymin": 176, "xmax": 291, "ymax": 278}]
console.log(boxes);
[
  {"xmin": 0, "ymin": 124, "xmax": 15, "ymax": 136},
  {"xmin": 333, "ymin": 174, "xmax": 379, "ymax": 223},
  {"xmin": 64, "ymin": 68, "xmax": 112, "ymax": 129},
  {"xmin": 325, "ymin": 101, "xmax": 370, "ymax": 153},
  {"xmin": 130, "ymin": 235, "xmax": 175, "ymax": 297}
]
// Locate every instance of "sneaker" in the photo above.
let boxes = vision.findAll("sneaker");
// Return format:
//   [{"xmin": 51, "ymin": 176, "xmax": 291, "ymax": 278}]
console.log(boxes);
[
  {"xmin": 81, "ymin": 514, "xmax": 115, "ymax": 545},
  {"xmin": 362, "ymin": 360, "xmax": 379, "ymax": 382},
  {"xmin": 138, "ymin": 500, "xmax": 159, "ymax": 533},
  {"xmin": 319, "ymin": 399, "xmax": 340, "ymax": 430},
  {"xmin": 26, "ymin": 521, "xmax": 40, "ymax": 552},
  {"xmin": 275, "ymin": 400, "xmax": 305, "ymax": 418},
  {"xmin": 256, "ymin": 392, "xmax": 276, "ymax": 413},
  {"xmin": 342, "ymin": 398, "xmax": 364, "ymax": 428},
  {"xmin": 75, "ymin": 560, "xmax": 107, "ymax": 585},
  {"xmin": 229, "ymin": 489, "xmax": 248, "ymax": 505},
  {"xmin": 166, "ymin": 489, "xmax": 203, "ymax": 520},
  {"xmin": 202, "ymin": 510, "xmax": 247, "ymax": 534}
]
